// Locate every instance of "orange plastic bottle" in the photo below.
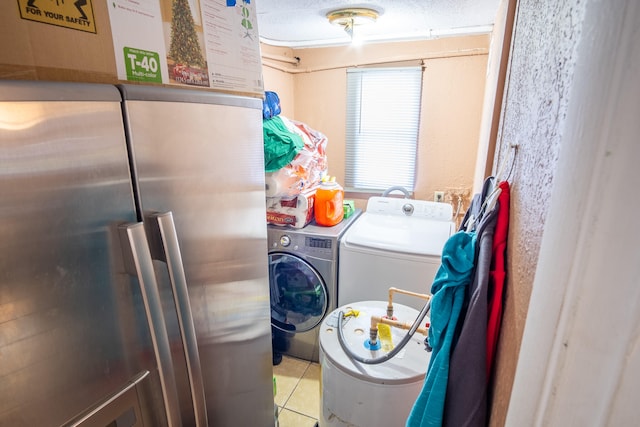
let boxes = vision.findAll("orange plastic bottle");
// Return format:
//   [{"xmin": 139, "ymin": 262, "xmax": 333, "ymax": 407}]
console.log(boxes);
[{"xmin": 314, "ymin": 178, "xmax": 344, "ymax": 227}]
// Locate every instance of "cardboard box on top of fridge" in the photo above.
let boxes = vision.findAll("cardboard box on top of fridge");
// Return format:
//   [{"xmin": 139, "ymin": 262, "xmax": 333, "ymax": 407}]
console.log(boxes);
[
  {"xmin": 0, "ymin": 1, "xmax": 263, "ymax": 96},
  {"xmin": 0, "ymin": 1, "xmax": 118, "ymax": 83},
  {"xmin": 266, "ymin": 189, "xmax": 316, "ymax": 229}
]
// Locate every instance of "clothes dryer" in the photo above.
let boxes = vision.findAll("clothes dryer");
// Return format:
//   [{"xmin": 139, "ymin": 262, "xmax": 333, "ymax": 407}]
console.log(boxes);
[
  {"xmin": 268, "ymin": 211, "xmax": 361, "ymax": 363},
  {"xmin": 338, "ymin": 197, "xmax": 455, "ymax": 311}
]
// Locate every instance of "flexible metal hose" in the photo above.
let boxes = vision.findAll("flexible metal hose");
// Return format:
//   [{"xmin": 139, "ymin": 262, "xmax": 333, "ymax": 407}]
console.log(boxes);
[{"xmin": 336, "ymin": 300, "xmax": 431, "ymax": 365}]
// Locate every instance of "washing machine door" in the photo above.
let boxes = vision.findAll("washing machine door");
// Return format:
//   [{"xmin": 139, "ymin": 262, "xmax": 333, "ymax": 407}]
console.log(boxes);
[{"xmin": 269, "ymin": 252, "xmax": 329, "ymax": 333}]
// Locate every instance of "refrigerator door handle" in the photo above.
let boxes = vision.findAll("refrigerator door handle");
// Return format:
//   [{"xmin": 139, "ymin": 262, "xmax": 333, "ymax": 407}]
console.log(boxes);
[
  {"xmin": 146, "ymin": 212, "xmax": 208, "ymax": 427},
  {"xmin": 118, "ymin": 222, "xmax": 182, "ymax": 427}
]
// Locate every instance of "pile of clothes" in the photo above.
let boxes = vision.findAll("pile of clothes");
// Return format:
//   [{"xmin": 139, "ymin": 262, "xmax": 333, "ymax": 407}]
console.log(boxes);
[
  {"xmin": 263, "ymin": 91, "xmax": 328, "ymax": 228},
  {"xmin": 407, "ymin": 177, "xmax": 511, "ymax": 427}
]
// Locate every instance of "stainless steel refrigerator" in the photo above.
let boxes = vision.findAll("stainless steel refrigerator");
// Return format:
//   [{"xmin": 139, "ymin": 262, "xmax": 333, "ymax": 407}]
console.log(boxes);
[{"xmin": 0, "ymin": 80, "xmax": 274, "ymax": 426}]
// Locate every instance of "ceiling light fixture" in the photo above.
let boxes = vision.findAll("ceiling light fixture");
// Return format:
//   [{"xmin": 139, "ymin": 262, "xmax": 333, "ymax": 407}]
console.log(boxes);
[{"xmin": 326, "ymin": 8, "xmax": 379, "ymax": 43}]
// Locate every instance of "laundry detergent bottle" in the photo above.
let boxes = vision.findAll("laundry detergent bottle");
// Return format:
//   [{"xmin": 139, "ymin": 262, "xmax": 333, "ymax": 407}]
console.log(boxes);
[{"xmin": 314, "ymin": 177, "xmax": 344, "ymax": 226}]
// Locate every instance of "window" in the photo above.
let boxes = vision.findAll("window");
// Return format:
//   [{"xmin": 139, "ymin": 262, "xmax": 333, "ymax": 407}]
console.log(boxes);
[{"xmin": 345, "ymin": 67, "xmax": 422, "ymax": 192}]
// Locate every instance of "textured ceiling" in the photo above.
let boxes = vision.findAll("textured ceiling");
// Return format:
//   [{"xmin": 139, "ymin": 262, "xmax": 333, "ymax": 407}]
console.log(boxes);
[{"xmin": 256, "ymin": 0, "xmax": 502, "ymax": 48}]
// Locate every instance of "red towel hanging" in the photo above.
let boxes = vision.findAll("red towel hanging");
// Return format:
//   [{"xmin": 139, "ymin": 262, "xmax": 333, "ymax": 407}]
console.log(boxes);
[{"xmin": 486, "ymin": 180, "xmax": 510, "ymax": 378}]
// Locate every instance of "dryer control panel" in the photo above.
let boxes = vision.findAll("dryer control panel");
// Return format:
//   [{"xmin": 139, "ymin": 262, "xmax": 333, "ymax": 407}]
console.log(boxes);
[
  {"xmin": 306, "ymin": 237, "xmax": 333, "ymax": 249},
  {"xmin": 268, "ymin": 230, "xmax": 337, "ymax": 259}
]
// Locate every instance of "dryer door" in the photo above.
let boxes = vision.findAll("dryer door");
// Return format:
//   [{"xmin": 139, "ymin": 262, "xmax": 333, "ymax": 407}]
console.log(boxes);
[{"xmin": 269, "ymin": 252, "xmax": 329, "ymax": 333}]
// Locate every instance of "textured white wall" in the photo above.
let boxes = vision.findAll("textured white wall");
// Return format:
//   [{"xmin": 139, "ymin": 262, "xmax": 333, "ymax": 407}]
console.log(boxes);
[
  {"xmin": 489, "ymin": 1, "xmax": 587, "ymax": 425},
  {"xmin": 506, "ymin": 0, "xmax": 640, "ymax": 424},
  {"xmin": 496, "ymin": 0, "xmax": 586, "ymax": 304}
]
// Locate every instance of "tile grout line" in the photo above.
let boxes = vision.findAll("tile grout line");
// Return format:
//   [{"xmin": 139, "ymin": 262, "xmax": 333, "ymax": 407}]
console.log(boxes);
[
  {"xmin": 281, "ymin": 359, "xmax": 319, "ymax": 423},
  {"xmin": 277, "ymin": 358, "xmax": 310, "ymax": 413},
  {"xmin": 291, "ymin": 362, "xmax": 319, "ymax": 421},
  {"xmin": 274, "ymin": 357, "xmax": 323, "ymax": 425},
  {"xmin": 281, "ymin": 407, "xmax": 317, "ymax": 420},
  {"xmin": 286, "ymin": 361, "xmax": 309, "ymax": 409},
  {"xmin": 280, "ymin": 375, "xmax": 302, "ymax": 409}
]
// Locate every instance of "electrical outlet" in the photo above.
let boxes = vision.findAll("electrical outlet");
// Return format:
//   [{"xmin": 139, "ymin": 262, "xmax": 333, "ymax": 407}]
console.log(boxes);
[{"xmin": 434, "ymin": 191, "xmax": 445, "ymax": 203}]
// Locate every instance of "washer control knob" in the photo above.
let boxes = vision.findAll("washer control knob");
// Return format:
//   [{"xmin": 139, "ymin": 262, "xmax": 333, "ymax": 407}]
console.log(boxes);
[
  {"xmin": 280, "ymin": 235, "xmax": 291, "ymax": 247},
  {"xmin": 402, "ymin": 203, "xmax": 415, "ymax": 216}
]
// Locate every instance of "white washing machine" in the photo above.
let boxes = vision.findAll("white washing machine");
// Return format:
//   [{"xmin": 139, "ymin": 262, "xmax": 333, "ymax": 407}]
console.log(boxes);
[
  {"xmin": 268, "ymin": 211, "xmax": 361, "ymax": 363},
  {"xmin": 338, "ymin": 196, "xmax": 455, "ymax": 311}
]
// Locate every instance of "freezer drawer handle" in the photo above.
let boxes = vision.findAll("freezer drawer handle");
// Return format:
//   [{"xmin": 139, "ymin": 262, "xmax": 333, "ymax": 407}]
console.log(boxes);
[
  {"xmin": 119, "ymin": 222, "xmax": 182, "ymax": 427},
  {"xmin": 147, "ymin": 212, "xmax": 208, "ymax": 427}
]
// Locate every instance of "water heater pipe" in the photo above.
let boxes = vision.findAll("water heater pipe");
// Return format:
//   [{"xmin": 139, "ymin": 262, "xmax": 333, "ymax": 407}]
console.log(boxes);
[
  {"xmin": 369, "ymin": 315, "xmax": 429, "ymax": 347},
  {"xmin": 337, "ymin": 299, "xmax": 431, "ymax": 365},
  {"xmin": 387, "ymin": 287, "xmax": 430, "ymax": 318}
]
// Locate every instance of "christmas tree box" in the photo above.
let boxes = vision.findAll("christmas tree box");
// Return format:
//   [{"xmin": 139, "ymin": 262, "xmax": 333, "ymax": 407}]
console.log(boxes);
[{"xmin": 0, "ymin": 1, "xmax": 263, "ymax": 96}]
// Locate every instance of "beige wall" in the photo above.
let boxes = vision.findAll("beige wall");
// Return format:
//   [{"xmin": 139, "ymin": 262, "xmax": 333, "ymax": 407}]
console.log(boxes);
[
  {"xmin": 261, "ymin": 49, "xmax": 296, "ymax": 117},
  {"xmin": 416, "ymin": 53, "xmax": 488, "ymax": 209},
  {"xmin": 261, "ymin": 36, "xmax": 489, "ymax": 221}
]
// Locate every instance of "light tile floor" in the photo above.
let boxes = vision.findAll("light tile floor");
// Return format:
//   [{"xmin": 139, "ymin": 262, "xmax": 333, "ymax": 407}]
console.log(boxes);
[{"xmin": 273, "ymin": 355, "xmax": 320, "ymax": 427}]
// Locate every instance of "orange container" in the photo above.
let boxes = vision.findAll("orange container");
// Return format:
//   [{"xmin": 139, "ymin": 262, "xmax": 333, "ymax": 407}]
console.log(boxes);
[{"xmin": 314, "ymin": 179, "xmax": 344, "ymax": 226}]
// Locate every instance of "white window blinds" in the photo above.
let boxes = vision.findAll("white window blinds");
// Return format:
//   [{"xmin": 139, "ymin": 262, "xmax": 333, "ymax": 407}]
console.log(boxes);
[{"xmin": 345, "ymin": 67, "xmax": 422, "ymax": 192}]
